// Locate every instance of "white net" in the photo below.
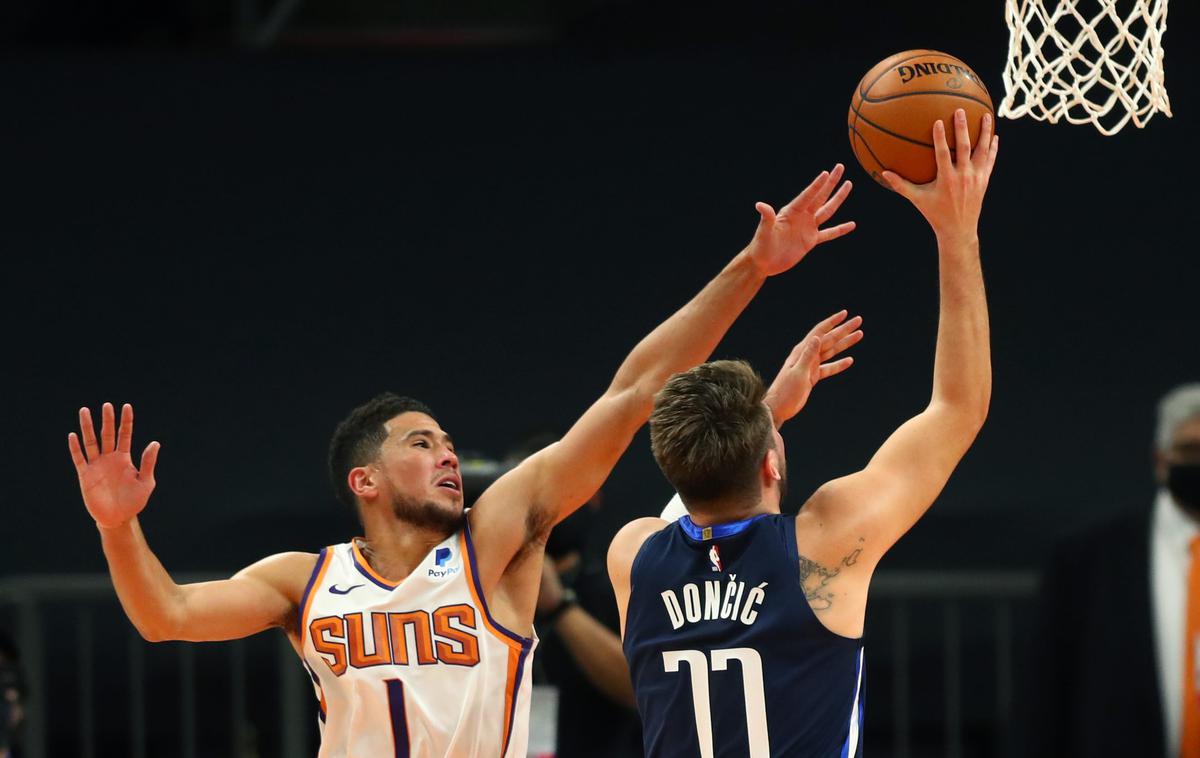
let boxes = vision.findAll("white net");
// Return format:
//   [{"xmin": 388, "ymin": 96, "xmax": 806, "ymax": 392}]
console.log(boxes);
[{"xmin": 999, "ymin": 0, "xmax": 1171, "ymax": 135}]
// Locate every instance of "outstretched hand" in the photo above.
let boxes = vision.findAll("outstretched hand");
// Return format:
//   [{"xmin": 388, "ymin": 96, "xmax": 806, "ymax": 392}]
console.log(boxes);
[
  {"xmin": 764, "ymin": 310, "xmax": 863, "ymax": 427},
  {"xmin": 882, "ymin": 109, "xmax": 998, "ymax": 242},
  {"xmin": 747, "ymin": 164, "xmax": 856, "ymax": 277},
  {"xmin": 68, "ymin": 403, "xmax": 160, "ymax": 530}
]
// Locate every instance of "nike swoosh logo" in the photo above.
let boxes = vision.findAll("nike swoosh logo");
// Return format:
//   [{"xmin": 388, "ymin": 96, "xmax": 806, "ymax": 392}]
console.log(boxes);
[{"xmin": 329, "ymin": 584, "xmax": 364, "ymax": 595}]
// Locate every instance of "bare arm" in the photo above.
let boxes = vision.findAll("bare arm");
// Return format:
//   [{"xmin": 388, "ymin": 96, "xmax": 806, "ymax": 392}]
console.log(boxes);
[
  {"xmin": 537, "ymin": 562, "xmax": 634, "ymax": 707},
  {"xmin": 470, "ymin": 166, "xmax": 857, "ymax": 582},
  {"xmin": 69, "ymin": 403, "xmax": 310, "ymax": 642},
  {"xmin": 607, "ymin": 517, "xmax": 669, "ymax": 638},
  {"xmin": 812, "ymin": 110, "xmax": 998, "ymax": 564}
]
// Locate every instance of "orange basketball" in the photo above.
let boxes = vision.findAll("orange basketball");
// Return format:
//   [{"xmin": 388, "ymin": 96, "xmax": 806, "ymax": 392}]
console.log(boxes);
[{"xmin": 848, "ymin": 50, "xmax": 994, "ymax": 186}]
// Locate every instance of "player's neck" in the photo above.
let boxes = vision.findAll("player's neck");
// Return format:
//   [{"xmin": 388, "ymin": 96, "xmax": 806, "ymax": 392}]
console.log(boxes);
[
  {"xmin": 686, "ymin": 498, "xmax": 777, "ymax": 527},
  {"xmin": 358, "ymin": 520, "xmax": 455, "ymax": 582}
]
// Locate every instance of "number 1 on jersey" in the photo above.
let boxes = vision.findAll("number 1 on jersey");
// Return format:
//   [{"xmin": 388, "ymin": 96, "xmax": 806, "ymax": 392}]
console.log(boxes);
[
  {"xmin": 384, "ymin": 679, "xmax": 410, "ymax": 758},
  {"xmin": 662, "ymin": 647, "xmax": 769, "ymax": 758}
]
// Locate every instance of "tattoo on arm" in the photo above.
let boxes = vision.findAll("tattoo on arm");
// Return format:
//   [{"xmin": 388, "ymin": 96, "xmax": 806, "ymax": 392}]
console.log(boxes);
[{"xmin": 798, "ymin": 538, "xmax": 865, "ymax": 613}]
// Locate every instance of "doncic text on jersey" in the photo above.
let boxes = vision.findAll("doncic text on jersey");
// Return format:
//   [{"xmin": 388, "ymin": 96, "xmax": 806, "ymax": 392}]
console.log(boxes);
[{"xmin": 660, "ymin": 574, "xmax": 768, "ymax": 631}]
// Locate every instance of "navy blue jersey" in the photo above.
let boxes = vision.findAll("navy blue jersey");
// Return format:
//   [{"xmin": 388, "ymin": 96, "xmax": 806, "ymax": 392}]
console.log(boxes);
[{"xmin": 624, "ymin": 514, "xmax": 865, "ymax": 758}]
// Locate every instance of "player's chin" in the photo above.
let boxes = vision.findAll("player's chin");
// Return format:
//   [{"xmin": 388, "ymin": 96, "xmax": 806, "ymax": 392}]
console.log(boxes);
[{"xmin": 434, "ymin": 488, "xmax": 465, "ymax": 507}]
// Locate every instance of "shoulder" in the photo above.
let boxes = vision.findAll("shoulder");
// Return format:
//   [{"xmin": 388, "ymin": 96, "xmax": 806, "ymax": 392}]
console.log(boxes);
[
  {"xmin": 233, "ymin": 551, "xmax": 323, "ymax": 604},
  {"xmin": 608, "ymin": 518, "xmax": 670, "ymax": 579}
]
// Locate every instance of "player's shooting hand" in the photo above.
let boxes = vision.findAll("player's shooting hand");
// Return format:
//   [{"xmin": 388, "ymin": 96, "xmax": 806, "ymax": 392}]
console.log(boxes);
[
  {"xmin": 68, "ymin": 403, "xmax": 160, "ymax": 530},
  {"xmin": 748, "ymin": 165, "xmax": 856, "ymax": 277},
  {"xmin": 882, "ymin": 109, "xmax": 998, "ymax": 244},
  {"xmin": 764, "ymin": 310, "xmax": 862, "ymax": 427}
]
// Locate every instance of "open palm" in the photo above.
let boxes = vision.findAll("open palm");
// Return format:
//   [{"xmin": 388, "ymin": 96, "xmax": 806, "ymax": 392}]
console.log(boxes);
[
  {"xmin": 68, "ymin": 403, "xmax": 160, "ymax": 529},
  {"xmin": 748, "ymin": 164, "xmax": 856, "ymax": 277},
  {"xmin": 764, "ymin": 310, "xmax": 864, "ymax": 427}
]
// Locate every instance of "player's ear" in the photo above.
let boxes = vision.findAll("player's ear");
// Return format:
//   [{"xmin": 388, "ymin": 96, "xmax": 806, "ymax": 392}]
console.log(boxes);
[
  {"xmin": 763, "ymin": 449, "xmax": 783, "ymax": 484},
  {"xmin": 348, "ymin": 465, "xmax": 379, "ymax": 501}
]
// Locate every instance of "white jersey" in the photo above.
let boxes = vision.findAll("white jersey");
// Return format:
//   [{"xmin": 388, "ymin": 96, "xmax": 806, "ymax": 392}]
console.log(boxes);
[{"xmin": 299, "ymin": 524, "xmax": 536, "ymax": 758}]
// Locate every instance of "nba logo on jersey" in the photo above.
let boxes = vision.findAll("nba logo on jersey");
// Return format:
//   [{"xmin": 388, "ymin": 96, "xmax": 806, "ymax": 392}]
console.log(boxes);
[{"xmin": 709, "ymin": 545, "xmax": 722, "ymax": 572}]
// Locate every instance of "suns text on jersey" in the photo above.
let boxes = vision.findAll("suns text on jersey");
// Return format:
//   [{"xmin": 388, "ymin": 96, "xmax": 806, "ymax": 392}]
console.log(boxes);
[
  {"xmin": 309, "ymin": 606, "xmax": 481, "ymax": 675},
  {"xmin": 660, "ymin": 574, "xmax": 767, "ymax": 630}
]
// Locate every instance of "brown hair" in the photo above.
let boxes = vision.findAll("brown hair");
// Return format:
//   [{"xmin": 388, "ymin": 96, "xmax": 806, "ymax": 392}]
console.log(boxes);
[{"xmin": 649, "ymin": 360, "xmax": 773, "ymax": 505}]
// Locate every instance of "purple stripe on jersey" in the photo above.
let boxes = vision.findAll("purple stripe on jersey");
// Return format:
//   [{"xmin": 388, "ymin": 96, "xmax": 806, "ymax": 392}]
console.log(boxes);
[
  {"xmin": 349, "ymin": 546, "xmax": 400, "ymax": 591},
  {"xmin": 297, "ymin": 547, "xmax": 330, "ymax": 637},
  {"xmin": 461, "ymin": 522, "xmax": 533, "ymax": 647},
  {"xmin": 386, "ymin": 678, "xmax": 410, "ymax": 758},
  {"xmin": 501, "ymin": 640, "xmax": 533, "ymax": 756}
]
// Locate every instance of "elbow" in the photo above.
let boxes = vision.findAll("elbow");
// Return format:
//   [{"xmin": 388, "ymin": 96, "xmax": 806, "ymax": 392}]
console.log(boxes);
[
  {"xmin": 934, "ymin": 380, "xmax": 991, "ymax": 434},
  {"xmin": 134, "ymin": 611, "xmax": 183, "ymax": 643},
  {"xmin": 135, "ymin": 623, "xmax": 171, "ymax": 643},
  {"xmin": 929, "ymin": 393, "xmax": 989, "ymax": 442}
]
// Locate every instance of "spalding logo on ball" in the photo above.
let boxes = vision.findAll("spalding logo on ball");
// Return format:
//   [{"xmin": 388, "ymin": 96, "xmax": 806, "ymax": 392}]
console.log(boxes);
[{"xmin": 848, "ymin": 50, "xmax": 994, "ymax": 186}]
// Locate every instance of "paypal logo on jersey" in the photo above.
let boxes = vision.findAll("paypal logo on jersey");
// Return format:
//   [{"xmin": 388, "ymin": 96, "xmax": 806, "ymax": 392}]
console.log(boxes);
[{"xmin": 428, "ymin": 547, "xmax": 460, "ymax": 578}]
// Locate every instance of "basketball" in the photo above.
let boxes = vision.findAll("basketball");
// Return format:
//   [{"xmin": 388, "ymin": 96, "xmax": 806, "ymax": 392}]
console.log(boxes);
[{"xmin": 848, "ymin": 50, "xmax": 994, "ymax": 186}]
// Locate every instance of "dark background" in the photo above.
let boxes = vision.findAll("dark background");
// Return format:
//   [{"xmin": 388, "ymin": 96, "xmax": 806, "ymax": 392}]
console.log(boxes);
[
  {"xmin": 5, "ymin": 0, "xmax": 1197, "ymax": 574},
  {"xmin": 1, "ymin": 0, "xmax": 1197, "ymax": 754}
]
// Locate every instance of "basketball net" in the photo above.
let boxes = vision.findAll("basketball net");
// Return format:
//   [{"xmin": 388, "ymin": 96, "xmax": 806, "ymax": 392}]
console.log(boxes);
[{"xmin": 999, "ymin": 0, "xmax": 1171, "ymax": 135}]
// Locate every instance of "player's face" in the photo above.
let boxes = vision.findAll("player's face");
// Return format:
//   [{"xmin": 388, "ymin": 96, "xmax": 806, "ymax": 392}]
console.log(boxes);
[{"xmin": 376, "ymin": 412, "xmax": 464, "ymax": 530}]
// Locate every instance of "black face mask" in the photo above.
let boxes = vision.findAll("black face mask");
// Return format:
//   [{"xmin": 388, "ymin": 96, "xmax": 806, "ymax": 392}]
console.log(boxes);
[{"xmin": 1167, "ymin": 463, "xmax": 1200, "ymax": 513}]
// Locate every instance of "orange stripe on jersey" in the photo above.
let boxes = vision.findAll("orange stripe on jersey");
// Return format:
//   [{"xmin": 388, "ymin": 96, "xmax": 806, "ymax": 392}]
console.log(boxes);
[
  {"xmin": 299, "ymin": 549, "xmax": 333, "ymax": 637},
  {"xmin": 500, "ymin": 644, "xmax": 521, "ymax": 756},
  {"xmin": 346, "ymin": 612, "xmax": 392, "ymax": 668},
  {"xmin": 457, "ymin": 531, "xmax": 524, "ymax": 654}
]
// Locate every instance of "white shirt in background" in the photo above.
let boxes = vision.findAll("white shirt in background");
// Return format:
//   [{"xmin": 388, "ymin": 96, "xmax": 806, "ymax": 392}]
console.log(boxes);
[{"xmin": 1151, "ymin": 488, "xmax": 1199, "ymax": 757}]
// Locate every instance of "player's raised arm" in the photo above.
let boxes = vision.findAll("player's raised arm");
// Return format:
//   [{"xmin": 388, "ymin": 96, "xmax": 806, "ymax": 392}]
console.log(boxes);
[
  {"xmin": 470, "ymin": 166, "xmax": 855, "ymax": 559},
  {"xmin": 69, "ymin": 403, "xmax": 312, "ymax": 643},
  {"xmin": 814, "ymin": 109, "xmax": 997, "ymax": 564}
]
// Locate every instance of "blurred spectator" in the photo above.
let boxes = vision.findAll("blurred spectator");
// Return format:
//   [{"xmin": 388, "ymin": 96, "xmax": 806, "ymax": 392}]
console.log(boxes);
[
  {"xmin": 500, "ymin": 433, "xmax": 640, "ymax": 757},
  {"xmin": 0, "ymin": 631, "xmax": 24, "ymax": 758},
  {"xmin": 536, "ymin": 502, "xmax": 642, "ymax": 757},
  {"xmin": 1029, "ymin": 383, "xmax": 1200, "ymax": 757}
]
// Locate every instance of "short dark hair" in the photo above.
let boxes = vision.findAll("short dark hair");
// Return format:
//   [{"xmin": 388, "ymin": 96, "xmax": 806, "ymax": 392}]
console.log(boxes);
[
  {"xmin": 328, "ymin": 393, "xmax": 435, "ymax": 510},
  {"xmin": 649, "ymin": 360, "xmax": 773, "ymax": 504}
]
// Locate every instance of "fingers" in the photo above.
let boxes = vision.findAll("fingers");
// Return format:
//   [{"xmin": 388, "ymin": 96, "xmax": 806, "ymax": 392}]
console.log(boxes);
[
  {"xmin": 806, "ymin": 309, "xmax": 850, "ymax": 339},
  {"xmin": 822, "ymin": 317, "xmax": 864, "ymax": 356},
  {"xmin": 820, "ymin": 313, "xmax": 861, "ymax": 342},
  {"xmin": 952, "ymin": 109, "xmax": 971, "ymax": 167},
  {"xmin": 785, "ymin": 165, "xmax": 840, "ymax": 213},
  {"xmin": 117, "ymin": 403, "xmax": 134, "ymax": 454},
  {"xmin": 818, "ymin": 357, "xmax": 854, "ymax": 379},
  {"xmin": 815, "ymin": 221, "xmax": 856, "ymax": 244},
  {"xmin": 796, "ymin": 335, "xmax": 822, "ymax": 369},
  {"xmin": 827, "ymin": 329, "xmax": 864, "ymax": 358},
  {"xmin": 881, "ymin": 171, "xmax": 916, "ymax": 199},
  {"xmin": 755, "ymin": 201, "xmax": 777, "ymax": 231},
  {"xmin": 139, "ymin": 441, "xmax": 161, "ymax": 482},
  {"xmin": 986, "ymin": 133, "xmax": 999, "ymax": 177},
  {"xmin": 814, "ymin": 180, "xmax": 853, "ymax": 225},
  {"xmin": 973, "ymin": 112, "xmax": 994, "ymax": 168},
  {"xmin": 932, "ymin": 119, "xmax": 953, "ymax": 178},
  {"xmin": 79, "ymin": 407, "xmax": 100, "ymax": 461},
  {"xmin": 68, "ymin": 433, "xmax": 86, "ymax": 474},
  {"xmin": 100, "ymin": 402, "xmax": 116, "ymax": 454}
]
